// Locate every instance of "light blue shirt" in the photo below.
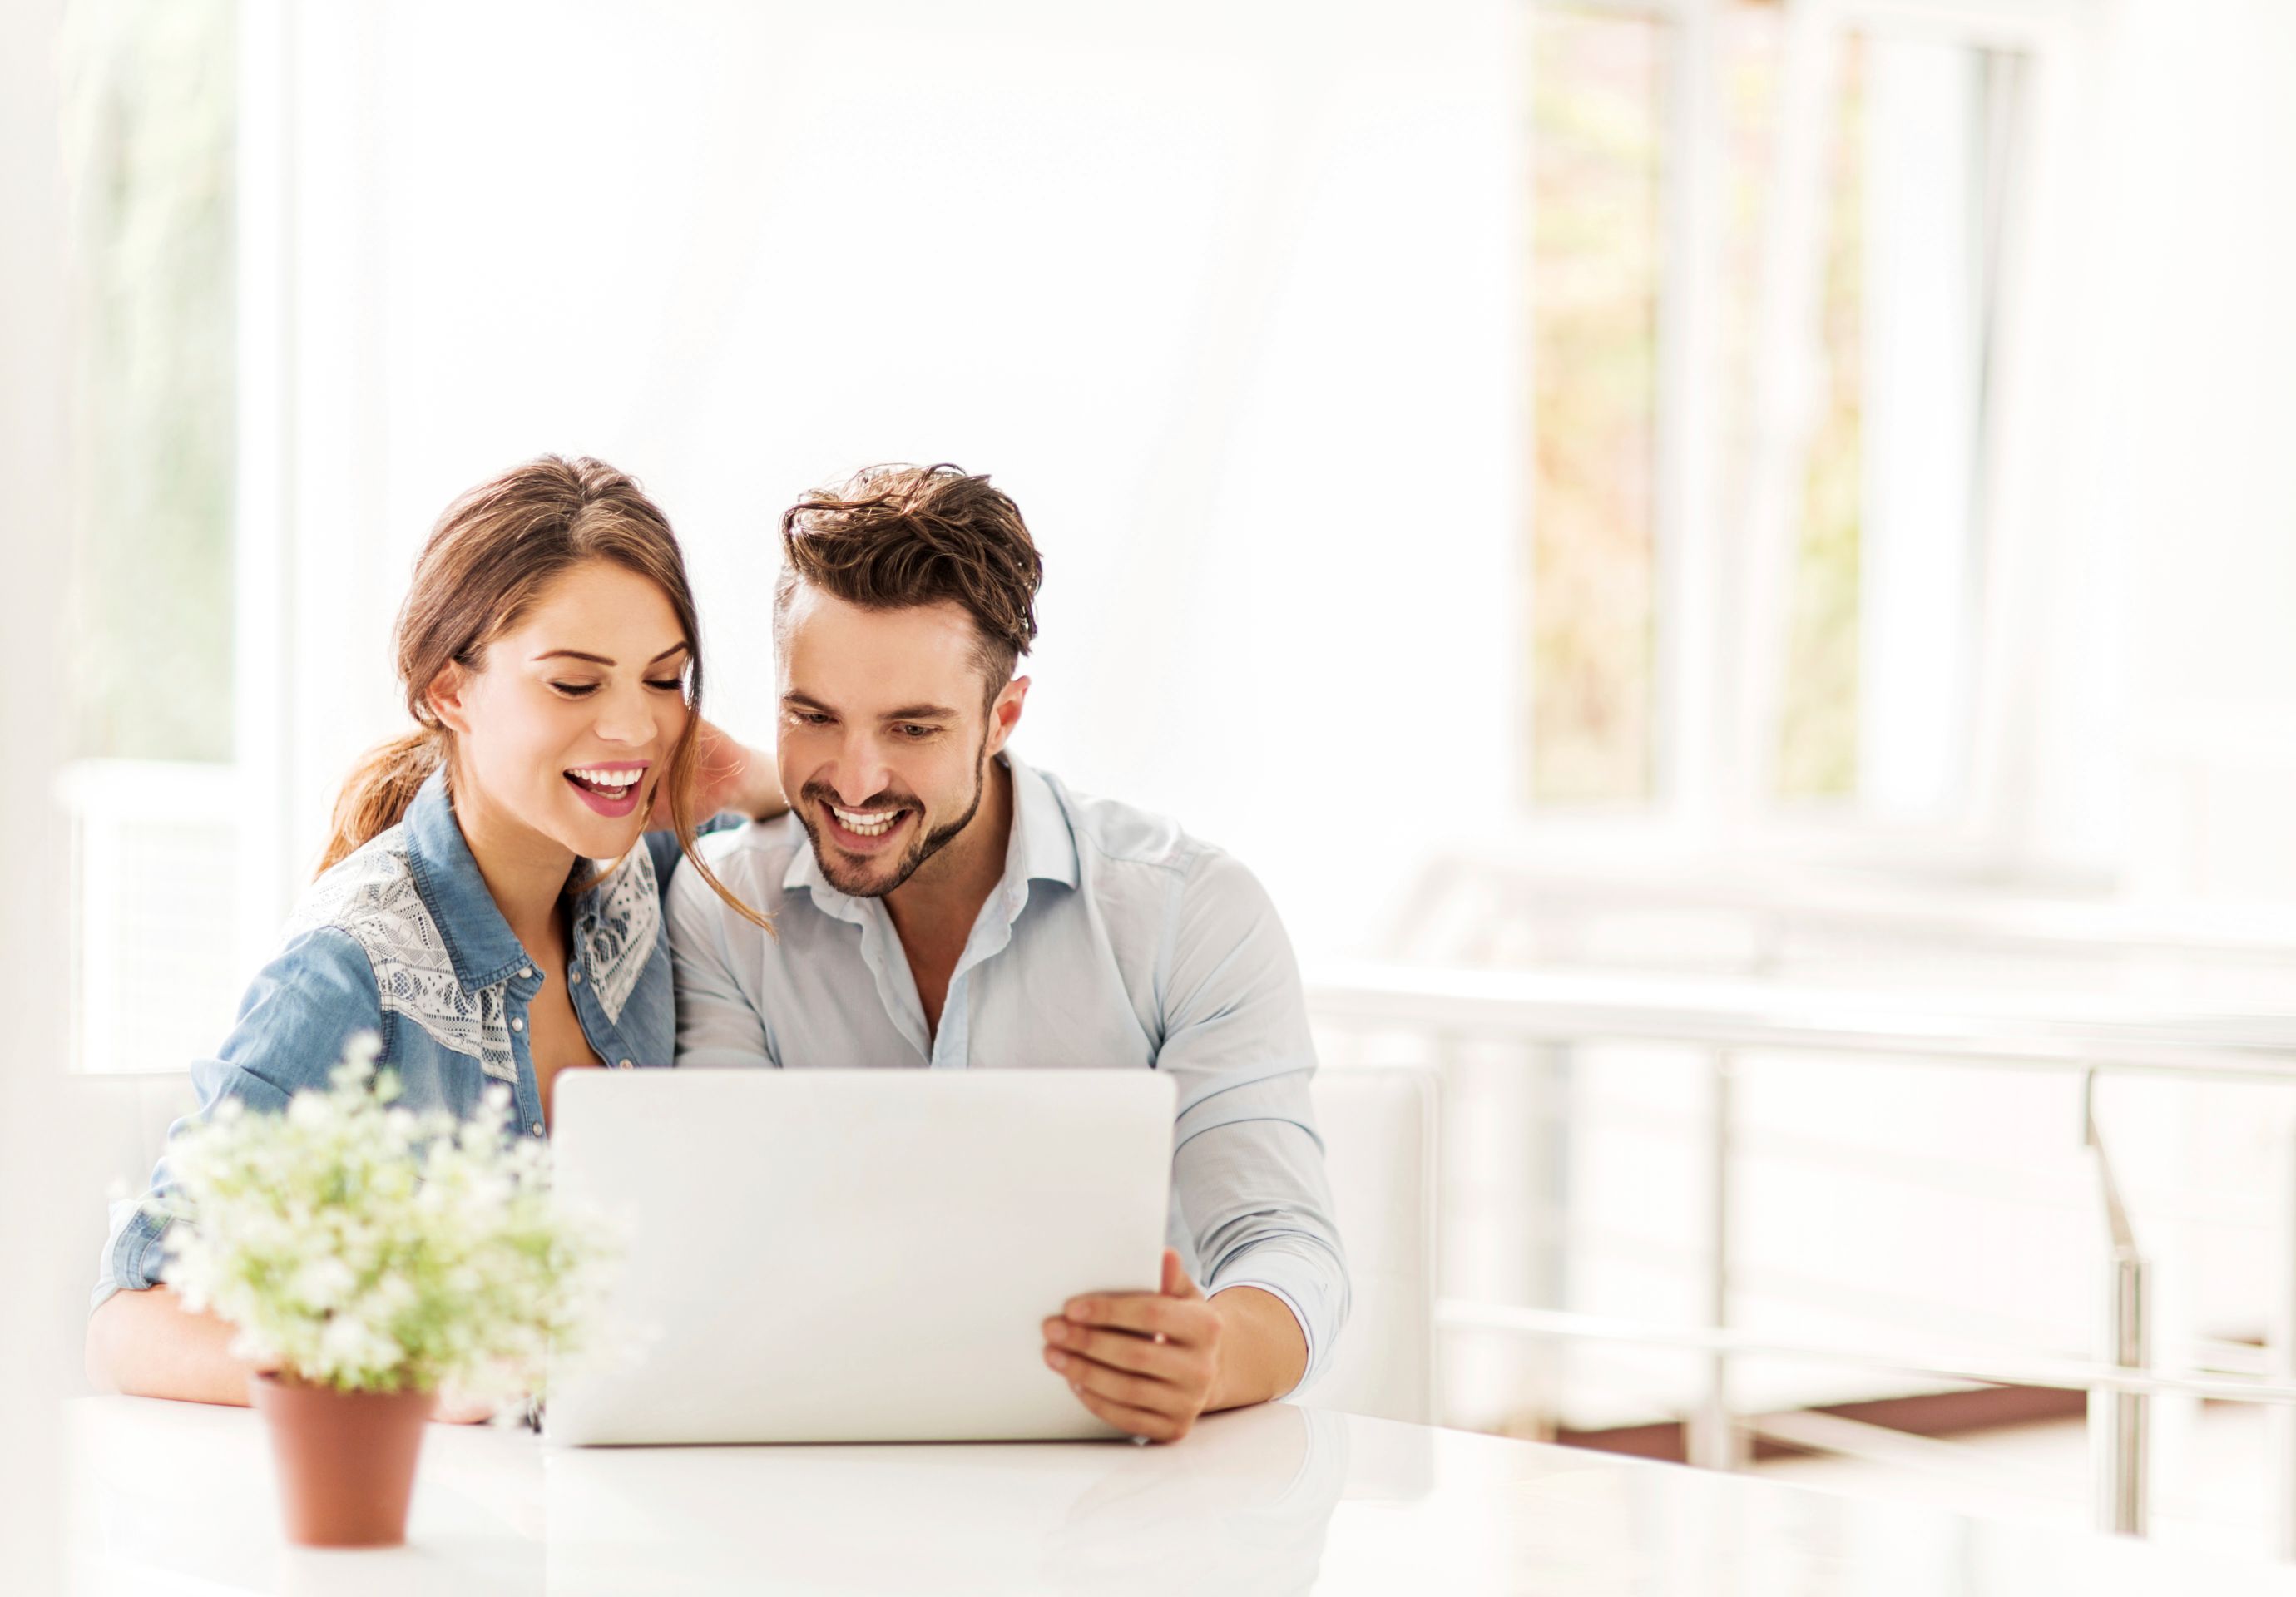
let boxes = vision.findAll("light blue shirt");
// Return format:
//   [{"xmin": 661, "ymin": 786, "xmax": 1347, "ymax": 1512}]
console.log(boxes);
[{"xmin": 665, "ymin": 752, "xmax": 1350, "ymax": 1392}]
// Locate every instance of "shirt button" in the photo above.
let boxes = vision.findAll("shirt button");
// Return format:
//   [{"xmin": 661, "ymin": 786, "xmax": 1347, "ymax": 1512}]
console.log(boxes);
[
  {"xmin": 617, "ymin": 1058, "xmax": 633, "ymax": 1070},
  {"xmin": 532, "ymin": 1122, "xmax": 545, "ymax": 1137},
  {"xmin": 519, "ymin": 966, "xmax": 533, "ymax": 979},
  {"xmin": 511, "ymin": 1017, "xmax": 524, "ymax": 1031},
  {"xmin": 569, "ymin": 971, "xmax": 583, "ymax": 986}
]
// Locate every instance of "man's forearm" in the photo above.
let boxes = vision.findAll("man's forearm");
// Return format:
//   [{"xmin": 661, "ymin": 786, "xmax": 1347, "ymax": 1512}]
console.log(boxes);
[{"xmin": 1206, "ymin": 1285, "xmax": 1308, "ymax": 1411}]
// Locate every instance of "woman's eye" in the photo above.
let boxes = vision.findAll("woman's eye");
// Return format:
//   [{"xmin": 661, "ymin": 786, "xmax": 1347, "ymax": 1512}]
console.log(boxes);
[
  {"xmin": 550, "ymin": 682, "xmax": 600, "ymax": 698},
  {"xmin": 645, "ymin": 677, "xmax": 684, "ymax": 692}
]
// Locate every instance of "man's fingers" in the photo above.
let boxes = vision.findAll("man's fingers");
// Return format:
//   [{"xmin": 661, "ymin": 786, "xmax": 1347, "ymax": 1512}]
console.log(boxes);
[
  {"xmin": 1043, "ymin": 1319, "xmax": 1189, "ymax": 1378},
  {"xmin": 1047, "ymin": 1347, "xmax": 1180, "ymax": 1413},
  {"xmin": 1157, "ymin": 1248, "xmax": 1208, "ymax": 1302},
  {"xmin": 1061, "ymin": 1292, "xmax": 1214, "ymax": 1342},
  {"xmin": 1066, "ymin": 1381, "xmax": 1188, "ymax": 1443}
]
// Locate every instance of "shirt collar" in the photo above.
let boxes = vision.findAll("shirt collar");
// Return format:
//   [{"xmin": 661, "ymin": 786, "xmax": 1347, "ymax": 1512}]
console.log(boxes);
[
  {"xmin": 781, "ymin": 749, "xmax": 1080, "ymax": 915},
  {"xmin": 1004, "ymin": 751, "xmax": 1081, "ymax": 892},
  {"xmin": 400, "ymin": 767, "xmax": 534, "ymax": 995}
]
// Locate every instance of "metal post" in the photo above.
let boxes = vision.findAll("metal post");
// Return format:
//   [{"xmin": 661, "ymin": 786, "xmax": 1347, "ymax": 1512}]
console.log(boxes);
[
  {"xmin": 2270, "ymin": 1112, "xmax": 2296, "ymax": 1561},
  {"xmin": 1523, "ymin": 1042, "xmax": 1575, "ymax": 1441},
  {"xmin": 1685, "ymin": 1050, "xmax": 1742, "ymax": 1471},
  {"xmin": 2082, "ymin": 1070, "xmax": 2150, "ymax": 1537}
]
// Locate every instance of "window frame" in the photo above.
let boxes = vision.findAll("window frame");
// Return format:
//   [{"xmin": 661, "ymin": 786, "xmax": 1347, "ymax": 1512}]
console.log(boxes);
[{"xmin": 1529, "ymin": 0, "xmax": 2092, "ymax": 880}]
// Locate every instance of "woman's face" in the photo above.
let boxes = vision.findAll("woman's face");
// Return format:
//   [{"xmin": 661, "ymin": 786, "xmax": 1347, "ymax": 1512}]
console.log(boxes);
[{"xmin": 429, "ymin": 558, "xmax": 692, "ymax": 866}]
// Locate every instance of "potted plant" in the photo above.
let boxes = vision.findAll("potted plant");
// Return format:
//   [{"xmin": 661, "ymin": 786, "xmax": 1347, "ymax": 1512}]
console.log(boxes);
[{"xmin": 148, "ymin": 1035, "xmax": 616, "ymax": 1548}]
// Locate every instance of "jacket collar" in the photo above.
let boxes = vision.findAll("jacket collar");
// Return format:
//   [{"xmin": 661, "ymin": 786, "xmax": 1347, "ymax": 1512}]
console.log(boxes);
[{"xmin": 400, "ymin": 769, "xmax": 535, "ymax": 996}]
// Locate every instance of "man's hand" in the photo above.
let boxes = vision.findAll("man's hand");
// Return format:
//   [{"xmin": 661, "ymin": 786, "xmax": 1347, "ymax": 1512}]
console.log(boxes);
[{"xmin": 1042, "ymin": 1248, "xmax": 1223, "ymax": 1442}]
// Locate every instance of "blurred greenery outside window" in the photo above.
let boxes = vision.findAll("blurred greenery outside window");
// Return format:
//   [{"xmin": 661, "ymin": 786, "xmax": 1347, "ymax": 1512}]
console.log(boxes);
[
  {"xmin": 1527, "ymin": 8, "xmax": 1666, "ymax": 808},
  {"xmin": 1529, "ymin": 6, "xmax": 1994, "ymax": 813},
  {"xmin": 61, "ymin": 1, "xmax": 241, "ymax": 1079},
  {"xmin": 62, "ymin": 0, "xmax": 236, "ymax": 765}
]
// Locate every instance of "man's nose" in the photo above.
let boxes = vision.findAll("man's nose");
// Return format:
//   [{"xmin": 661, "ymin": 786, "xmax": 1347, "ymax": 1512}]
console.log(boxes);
[{"xmin": 833, "ymin": 731, "xmax": 893, "ymax": 806}]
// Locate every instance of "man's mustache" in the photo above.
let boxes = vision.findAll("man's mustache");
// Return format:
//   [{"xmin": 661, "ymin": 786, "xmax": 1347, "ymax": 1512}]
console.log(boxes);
[{"xmin": 800, "ymin": 782, "xmax": 923, "ymax": 813}]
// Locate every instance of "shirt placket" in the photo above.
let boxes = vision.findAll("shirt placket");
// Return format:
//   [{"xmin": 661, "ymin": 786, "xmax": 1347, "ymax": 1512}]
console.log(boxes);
[
  {"xmin": 565, "ymin": 929, "xmax": 638, "ymax": 1073},
  {"xmin": 501, "ymin": 967, "xmax": 547, "ymax": 1140},
  {"xmin": 848, "ymin": 900, "xmax": 933, "ymax": 1064},
  {"xmin": 928, "ymin": 882, "xmax": 1029, "ymax": 1071}
]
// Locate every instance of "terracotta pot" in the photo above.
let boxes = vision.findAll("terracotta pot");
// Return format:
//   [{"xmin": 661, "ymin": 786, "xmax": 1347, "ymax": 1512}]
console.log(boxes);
[{"xmin": 248, "ymin": 1372, "xmax": 439, "ymax": 1547}]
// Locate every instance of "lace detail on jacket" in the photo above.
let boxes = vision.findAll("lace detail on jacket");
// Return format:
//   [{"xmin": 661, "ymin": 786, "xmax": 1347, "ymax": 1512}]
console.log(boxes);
[
  {"xmin": 285, "ymin": 826, "xmax": 519, "ymax": 1084},
  {"xmin": 579, "ymin": 845, "xmax": 659, "ymax": 1025}
]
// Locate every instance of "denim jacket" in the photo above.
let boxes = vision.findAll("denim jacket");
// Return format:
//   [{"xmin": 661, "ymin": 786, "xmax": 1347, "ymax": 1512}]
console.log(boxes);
[{"xmin": 93, "ymin": 768, "xmax": 679, "ymax": 1309}]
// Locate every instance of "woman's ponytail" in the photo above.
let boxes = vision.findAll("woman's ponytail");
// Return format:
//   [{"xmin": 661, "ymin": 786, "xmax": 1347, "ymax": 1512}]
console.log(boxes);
[{"xmin": 318, "ymin": 728, "xmax": 443, "ymax": 876}]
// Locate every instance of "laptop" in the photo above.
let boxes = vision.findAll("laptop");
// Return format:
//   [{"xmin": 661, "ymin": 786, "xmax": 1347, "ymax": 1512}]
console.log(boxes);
[{"xmin": 542, "ymin": 1069, "xmax": 1176, "ymax": 1446}]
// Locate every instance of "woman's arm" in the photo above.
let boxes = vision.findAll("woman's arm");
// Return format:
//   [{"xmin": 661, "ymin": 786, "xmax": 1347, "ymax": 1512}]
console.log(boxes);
[
  {"xmin": 85, "ymin": 1285, "xmax": 269, "ymax": 1405},
  {"xmin": 86, "ymin": 1287, "xmax": 497, "ymax": 1422},
  {"xmin": 83, "ymin": 927, "xmax": 383, "ymax": 1404}
]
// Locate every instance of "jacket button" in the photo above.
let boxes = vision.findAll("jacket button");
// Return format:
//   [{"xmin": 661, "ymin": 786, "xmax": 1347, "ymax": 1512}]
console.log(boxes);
[
  {"xmin": 569, "ymin": 971, "xmax": 583, "ymax": 986},
  {"xmin": 618, "ymin": 1059, "xmax": 634, "ymax": 1070},
  {"xmin": 511, "ymin": 1017, "xmax": 524, "ymax": 1031},
  {"xmin": 531, "ymin": 1122, "xmax": 545, "ymax": 1137},
  {"xmin": 519, "ymin": 967, "xmax": 533, "ymax": 979}
]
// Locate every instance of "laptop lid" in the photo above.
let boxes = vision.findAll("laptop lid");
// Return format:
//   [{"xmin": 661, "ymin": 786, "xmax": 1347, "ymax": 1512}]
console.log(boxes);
[{"xmin": 544, "ymin": 1069, "xmax": 1175, "ymax": 1445}]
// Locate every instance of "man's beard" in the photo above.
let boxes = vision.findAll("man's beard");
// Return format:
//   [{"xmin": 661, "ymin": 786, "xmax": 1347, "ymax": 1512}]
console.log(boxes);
[{"xmin": 797, "ymin": 736, "xmax": 989, "ymax": 899}]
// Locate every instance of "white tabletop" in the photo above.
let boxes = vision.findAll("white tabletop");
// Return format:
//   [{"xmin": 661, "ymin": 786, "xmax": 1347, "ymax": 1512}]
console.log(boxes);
[{"xmin": 65, "ymin": 1395, "xmax": 2296, "ymax": 1595}]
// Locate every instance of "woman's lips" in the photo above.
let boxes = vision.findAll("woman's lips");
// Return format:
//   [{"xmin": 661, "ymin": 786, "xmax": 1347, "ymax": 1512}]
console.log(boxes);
[{"xmin": 565, "ymin": 769, "xmax": 645, "ymax": 818}]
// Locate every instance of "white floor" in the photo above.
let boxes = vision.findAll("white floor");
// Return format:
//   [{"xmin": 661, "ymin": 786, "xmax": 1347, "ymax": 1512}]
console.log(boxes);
[{"xmin": 1749, "ymin": 1400, "xmax": 2286, "ymax": 1565}]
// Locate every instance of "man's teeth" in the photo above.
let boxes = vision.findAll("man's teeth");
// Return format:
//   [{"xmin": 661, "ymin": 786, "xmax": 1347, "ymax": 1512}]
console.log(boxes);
[
  {"xmin": 569, "ymin": 768, "xmax": 641, "ymax": 792},
  {"xmin": 832, "ymin": 804, "xmax": 902, "ymax": 837}
]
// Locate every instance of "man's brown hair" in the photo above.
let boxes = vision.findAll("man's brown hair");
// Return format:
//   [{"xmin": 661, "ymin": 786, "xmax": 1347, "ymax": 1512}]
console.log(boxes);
[{"xmin": 775, "ymin": 463, "xmax": 1044, "ymax": 704}]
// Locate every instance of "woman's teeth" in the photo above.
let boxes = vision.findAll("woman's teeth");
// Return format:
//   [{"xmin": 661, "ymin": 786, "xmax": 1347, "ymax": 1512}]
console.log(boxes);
[
  {"xmin": 832, "ymin": 804, "xmax": 902, "ymax": 837},
  {"xmin": 568, "ymin": 767, "xmax": 642, "ymax": 796}
]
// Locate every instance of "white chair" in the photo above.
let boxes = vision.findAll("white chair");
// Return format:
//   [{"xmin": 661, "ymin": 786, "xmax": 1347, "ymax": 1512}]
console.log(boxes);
[
  {"xmin": 1296, "ymin": 1064, "xmax": 1438, "ymax": 1425},
  {"xmin": 70, "ymin": 1071, "xmax": 196, "ymax": 1286}
]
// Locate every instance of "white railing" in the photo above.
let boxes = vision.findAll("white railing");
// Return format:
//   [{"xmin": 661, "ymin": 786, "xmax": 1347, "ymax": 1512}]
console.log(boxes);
[{"xmin": 1306, "ymin": 959, "xmax": 2296, "ymax": 1553}]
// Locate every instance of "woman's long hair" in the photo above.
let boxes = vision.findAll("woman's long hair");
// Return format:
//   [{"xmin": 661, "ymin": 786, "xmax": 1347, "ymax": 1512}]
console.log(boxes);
[{"xmin": 320, "ymin": 454, "xmax": 769, "ymax": 929}]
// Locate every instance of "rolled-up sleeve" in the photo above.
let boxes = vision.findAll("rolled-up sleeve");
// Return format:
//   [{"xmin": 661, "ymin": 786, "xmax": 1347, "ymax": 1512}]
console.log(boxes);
[
  {"xmin": 92, "ymin": 927, "xmax": 383, "ymax": 1313},
  {"xmin": 1155, "ymin": 850, "xmax": 1350, "ymax": 1395}
]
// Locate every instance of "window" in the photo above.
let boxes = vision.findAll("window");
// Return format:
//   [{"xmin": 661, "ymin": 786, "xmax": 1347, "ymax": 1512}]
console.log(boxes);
[
  {"xmin": 61, "ymin": 0, "xmax": 241, "ymax": 1072},
  {"xmin": 1528, "ymin": 0, "xmax": 2041, "ymax": 841},
  {"xmin": 1527, "ymin": 8, "xmax": 1668, "ymax": 807}
]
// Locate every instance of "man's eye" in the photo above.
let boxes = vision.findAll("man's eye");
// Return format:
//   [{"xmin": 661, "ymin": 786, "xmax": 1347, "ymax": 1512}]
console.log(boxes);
[
  {"xmin": 788, "ymin": 710, "xmax": 830, "ymax": 726},
  {"xmin": 551, "ymin": 682, "xmax": 600, "ymax": 698},
  {"xmin": 898, "ymin": 724, "xmax": 937, "ymax": 740}
]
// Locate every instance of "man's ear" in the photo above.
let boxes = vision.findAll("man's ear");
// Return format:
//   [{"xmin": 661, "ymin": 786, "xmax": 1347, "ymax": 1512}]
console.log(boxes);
[
  {"xmin": 984, "ymin": 675, "xmax": 1030, "ymax": 758},
  {"xmin": 424, "ymin": 661, "xmax": 475, "ymax": 738}
]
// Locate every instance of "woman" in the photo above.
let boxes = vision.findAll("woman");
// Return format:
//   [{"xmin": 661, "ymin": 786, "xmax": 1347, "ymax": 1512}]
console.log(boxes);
[{"xmin": 84, "ymin": 455, "xmax": 779, "ymax": 1410}]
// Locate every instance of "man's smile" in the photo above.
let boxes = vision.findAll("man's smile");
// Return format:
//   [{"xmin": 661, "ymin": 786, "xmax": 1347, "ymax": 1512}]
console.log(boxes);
[{"xmin": 820, "ymin": 798, "xmax": 916, "ymax": 853}]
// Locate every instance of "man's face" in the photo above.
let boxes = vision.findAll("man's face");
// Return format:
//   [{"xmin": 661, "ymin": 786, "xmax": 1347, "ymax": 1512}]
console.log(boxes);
[{"xmin": 776, "ymin": 584, "xmax": 1023, "ymax": 898}]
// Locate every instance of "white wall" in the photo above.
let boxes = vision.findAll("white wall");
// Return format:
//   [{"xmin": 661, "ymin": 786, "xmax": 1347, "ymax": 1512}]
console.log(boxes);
[
  {"xmin": 2, "ymin": 0, "xmax": 79, "ymax": 1580},
  {"xmin": 266, "ymin": 0, "xmax": 1524, "ymax": 962},
  {"xmin": 2081, "ymin": 0, "xmax": 2296, "ymax": 899}
]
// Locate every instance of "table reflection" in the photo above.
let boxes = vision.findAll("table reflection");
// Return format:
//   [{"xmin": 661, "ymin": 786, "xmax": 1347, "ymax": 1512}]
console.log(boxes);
[{"xmin": 542, "ymin": 1403, "xmax": 1357, "ymax": 1595}]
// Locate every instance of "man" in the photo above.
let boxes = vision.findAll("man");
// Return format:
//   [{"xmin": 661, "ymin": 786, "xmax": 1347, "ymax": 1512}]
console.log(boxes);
[{"xmin": 666, "ymin": 463, "xmax": 1348, "ymax": 1441}]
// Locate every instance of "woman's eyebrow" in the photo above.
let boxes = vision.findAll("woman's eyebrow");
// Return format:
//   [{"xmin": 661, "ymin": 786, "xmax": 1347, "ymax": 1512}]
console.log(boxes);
[{"xmin": 532, "ymin": 644, "xmax": 691, "ymax": 666}]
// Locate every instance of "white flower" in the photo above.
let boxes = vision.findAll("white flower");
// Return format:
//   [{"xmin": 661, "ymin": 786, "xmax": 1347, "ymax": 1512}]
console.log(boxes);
[{"xmin": 154, "ymin": 1036, "xmax": 622, "ymax": 1396}]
